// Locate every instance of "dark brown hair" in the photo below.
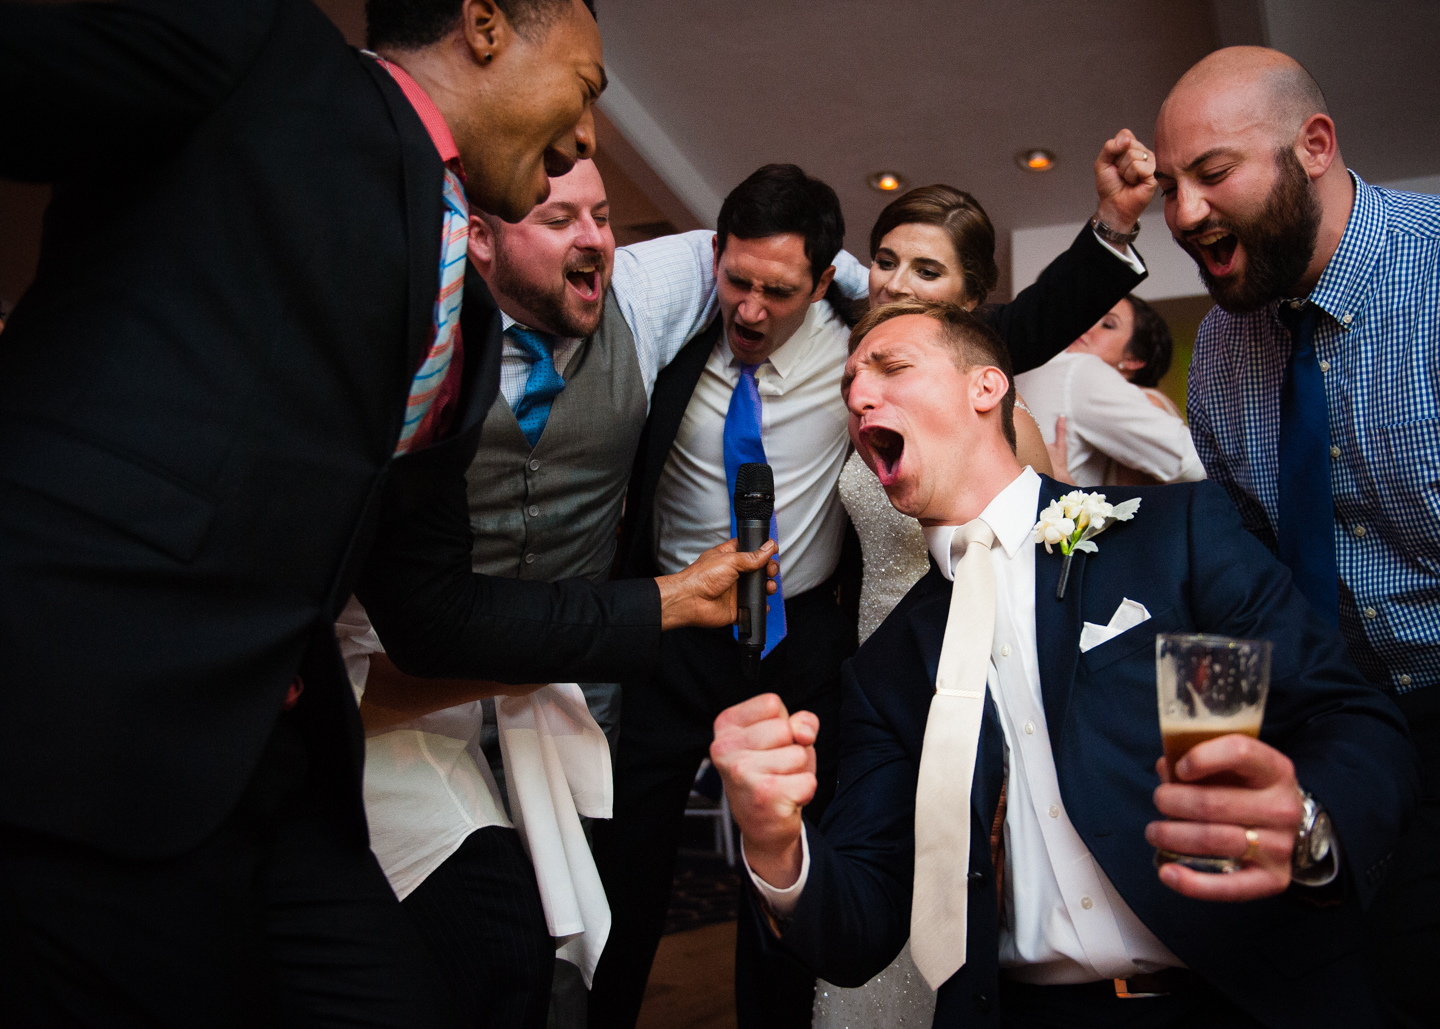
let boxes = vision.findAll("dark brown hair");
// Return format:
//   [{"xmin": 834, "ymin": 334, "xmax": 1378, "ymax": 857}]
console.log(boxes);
[
  {"xmin": 366, "ymin": 0, "xmax": 595, "ymax": 49},
  {"xmin": 868, "ymin": 185, "xmax": 999, "ymax": 306},
  {"xmin": 1121, "ymin": 295, "xmax": 1173, "ymax": 389},
  {"xmin": 848, "ymin": 300, "xmax": 1015, "ymax": 452}
]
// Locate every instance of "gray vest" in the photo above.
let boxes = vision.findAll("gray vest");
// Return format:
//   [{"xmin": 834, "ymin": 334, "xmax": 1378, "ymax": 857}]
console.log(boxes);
[{"xmin": 466, "ymin": 288, "xmax": 648, "ymax": 584}]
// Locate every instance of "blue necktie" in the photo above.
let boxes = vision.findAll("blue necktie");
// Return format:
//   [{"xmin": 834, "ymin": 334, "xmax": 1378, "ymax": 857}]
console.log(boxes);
[
  {"xmin": 1276, "ymin": 301, "xmax": 1340, "ymax": 627},
  {"xmin": 722, "ymin": 364, "xmax": 786, "ymax": 657},
  {"xmin": 508, "ymin": 325, "xmax": 565, "ymax": 448}
]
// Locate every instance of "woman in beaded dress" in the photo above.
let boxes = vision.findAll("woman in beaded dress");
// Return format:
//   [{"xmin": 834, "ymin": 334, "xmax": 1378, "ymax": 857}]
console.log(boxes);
[{"xmin": 815, "ymin": 174, "xmax": 1148, "ymax": 1026}]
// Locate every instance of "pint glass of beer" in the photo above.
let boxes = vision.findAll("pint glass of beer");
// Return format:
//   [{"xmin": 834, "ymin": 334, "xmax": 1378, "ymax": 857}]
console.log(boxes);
[{"xmin": 1154, "ymin": 633, "xmax": 1272, "ymax": 873}]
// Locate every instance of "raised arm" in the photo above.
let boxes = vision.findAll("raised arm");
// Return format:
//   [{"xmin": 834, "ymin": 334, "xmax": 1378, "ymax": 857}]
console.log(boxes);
[
  {"xmin": 0, "ymin": 1, "xmax": 277, "ymax": 181},
  {"xmin": 987, "ymin": 129, "xmax": 1156, "ymax": 373}
]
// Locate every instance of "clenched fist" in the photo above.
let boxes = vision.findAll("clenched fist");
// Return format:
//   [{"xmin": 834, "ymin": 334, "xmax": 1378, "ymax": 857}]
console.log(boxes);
[
  {"xmin": 710, "ymin": 693, "xmax": 818, "ymax": 888},
  {"xmin": 1094, "ymin": 127, "xmax": 1158, "ymax": 235}
]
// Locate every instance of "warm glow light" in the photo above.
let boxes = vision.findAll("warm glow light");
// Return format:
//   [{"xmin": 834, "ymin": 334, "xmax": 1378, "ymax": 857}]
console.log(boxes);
[
  {"xmin": 1016, "ymin": 149, "xmax": 1058, "ymax": 172},
  {"xmin": 867, "ymin": 171, "xmax": 906, "ymax": 193}
]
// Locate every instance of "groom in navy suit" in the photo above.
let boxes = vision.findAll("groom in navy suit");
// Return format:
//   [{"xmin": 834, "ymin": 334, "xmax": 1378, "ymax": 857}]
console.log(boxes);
[{"xmin": 712, "ymin": 300, "xmax": 1419, "ymax": 1028}]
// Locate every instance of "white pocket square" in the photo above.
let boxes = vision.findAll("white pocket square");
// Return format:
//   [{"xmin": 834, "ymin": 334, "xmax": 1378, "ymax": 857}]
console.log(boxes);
[{"xmin": 1079, "ymin": 598, "xmax": 1152, "ymax": 653}]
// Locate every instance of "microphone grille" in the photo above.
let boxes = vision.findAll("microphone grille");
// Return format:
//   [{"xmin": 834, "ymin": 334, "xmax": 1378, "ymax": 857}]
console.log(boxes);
[{"xmin": 734, "ymin": 462, "xmax": 775, "ymax": 520}]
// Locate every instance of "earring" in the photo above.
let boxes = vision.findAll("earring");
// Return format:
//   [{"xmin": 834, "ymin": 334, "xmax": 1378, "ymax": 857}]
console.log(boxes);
[{"xmin": 482, "ymin": 52, "xmax": 493, "ymax": 64}]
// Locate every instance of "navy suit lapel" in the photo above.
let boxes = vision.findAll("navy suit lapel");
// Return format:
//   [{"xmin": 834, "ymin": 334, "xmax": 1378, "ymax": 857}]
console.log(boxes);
[
  {"xmin": 1033, "ymin": 476, "xmax": 1087, "ymax": 757},
  {"xmin": 360, "ymin": 55, "xmax": 447, "ymax": 379}
]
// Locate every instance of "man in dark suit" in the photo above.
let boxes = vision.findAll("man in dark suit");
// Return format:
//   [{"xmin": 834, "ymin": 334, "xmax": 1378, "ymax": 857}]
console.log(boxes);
[
  {"xmin": 593, "ymin": 153, "xmax": 1154, "ymax": 1027},
  {"xmin": 713, "ymin": 301, "xmax": 1419, "ymax": 1027},
  {"xmin": 0, "ymin": 2, "xmax": 769, "ymax": 1026}
]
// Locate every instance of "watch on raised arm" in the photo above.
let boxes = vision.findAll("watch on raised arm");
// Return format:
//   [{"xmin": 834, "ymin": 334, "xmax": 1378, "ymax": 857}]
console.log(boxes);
[{"xmin": 1291, "ymin": 786, "xmax": 1339, "ymax": 887}]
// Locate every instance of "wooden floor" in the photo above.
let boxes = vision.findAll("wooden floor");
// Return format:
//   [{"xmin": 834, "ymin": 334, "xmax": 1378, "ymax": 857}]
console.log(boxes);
[{"xmin": 635, "ymin": 921, "xmax": 737, "ymax": 1029}]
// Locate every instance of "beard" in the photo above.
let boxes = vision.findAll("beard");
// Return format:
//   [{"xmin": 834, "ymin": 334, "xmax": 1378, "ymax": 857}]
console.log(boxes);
[
  {"xmin": 1181, "ymin": 147, "xmax": 1322, "ymax": 314},
  {"xmin": 490, "ymin": 252, "xmax": 607, "ymax": 340}
]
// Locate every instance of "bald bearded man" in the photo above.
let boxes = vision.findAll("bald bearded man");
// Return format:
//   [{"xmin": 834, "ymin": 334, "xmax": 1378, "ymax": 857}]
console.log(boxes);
[{"xmin": 1155, "ymin": 46, "xmax": 1440, "ymax": 1025}]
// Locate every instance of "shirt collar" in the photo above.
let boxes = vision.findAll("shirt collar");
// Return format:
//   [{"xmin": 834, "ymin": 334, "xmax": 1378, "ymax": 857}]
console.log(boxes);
[
  {"xmin": 1283, "ymin": 171, "xmax": 1382, "ymax": 333},
  {"xmin": 722, "ymin": 299, "xmax": 838, "ymax": 380},
  {"xmin": 922, "ymin": 466, "xmax": 1043, "ymax": 580},
  {"xmin": 365, "ymin": 52, "xmax": 463, "ymax": 170}
]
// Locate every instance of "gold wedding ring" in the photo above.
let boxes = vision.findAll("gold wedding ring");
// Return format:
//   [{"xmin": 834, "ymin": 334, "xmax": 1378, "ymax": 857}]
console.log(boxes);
[{"xmin": 1241, "ymin": 828, "xmax": 1261, "ymax": 863}]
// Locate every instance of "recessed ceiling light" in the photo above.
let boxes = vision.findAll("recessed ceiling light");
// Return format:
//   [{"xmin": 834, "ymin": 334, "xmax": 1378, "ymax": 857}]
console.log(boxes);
[
  {"xmin": 867, "ymin": 171, "xmax": 905, "ymax": 193},
  {"xmin": 1016, "ymin": 149, "xmax": 1058, "ymax": 172}
]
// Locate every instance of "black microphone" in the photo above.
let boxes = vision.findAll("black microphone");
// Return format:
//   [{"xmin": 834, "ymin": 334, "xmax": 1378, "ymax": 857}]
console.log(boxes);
[{"xmin": 734, "ymin": 462, "xmax": 775, "ymax": 682}]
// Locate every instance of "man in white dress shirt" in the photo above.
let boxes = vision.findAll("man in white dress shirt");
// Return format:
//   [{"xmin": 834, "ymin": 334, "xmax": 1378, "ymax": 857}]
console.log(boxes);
[
  {"xmin": 593, "ymin": 152, "xmax": 1162, "ymax": 1028},
  {"xmin": 354, "ymin": 159, "xmax": 864, "ymax": 1027},
  {"xmin": 713, "ymin": 301, "xmax": 1417, "ymax": 1027}
]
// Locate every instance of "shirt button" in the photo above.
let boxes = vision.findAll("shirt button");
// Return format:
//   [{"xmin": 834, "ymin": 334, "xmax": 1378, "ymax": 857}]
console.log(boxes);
[
  {"xmin": 527, "ymin": 505, "xmax": 540, "ymax": 517},
  {"xmin": 1048, "ymin": 804, "xmax": 1060, "ymax": 819},
  {"xmin": 1001, "ymin": 644, "xmax": 1012, "ymax": 657},
  {"xmin": 1342, "ymin": 313, "xmax": 1354, "ymax": 325},
  {"xmin": 1081, "ymin": 896, "xmax": 1094, "ymax": 910},
  {"xmin": 1329, "ymin": 445, "xmax": 1341, "ymax": 458},
  {"xmin": 1364, "ymin": 607, "xmax": 1377, "ymax": 619},
  {"xmin": 1400, "ymin": 674, "xmax": 1413, "ymax": 687},
  {"xmin": 1318, "ymin": 360, "xmax": 1331, "ymax": 372},
  {"xmin": 1353, "ymin": 524, "xmax": 1366, "ymax": 538},
  {"xmin": 528, "ymin": 459, "xmax": 540, "ymax": 471},
  {"xmin": 1024, "ymin": 721, "xmax": 1035, "ymax": 735}
]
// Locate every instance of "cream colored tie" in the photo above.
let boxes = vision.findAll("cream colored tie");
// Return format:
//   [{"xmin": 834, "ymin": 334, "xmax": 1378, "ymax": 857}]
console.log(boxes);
[{"xmin": 911, "ymin": 519, "xmax": 997, "ymax": 990}]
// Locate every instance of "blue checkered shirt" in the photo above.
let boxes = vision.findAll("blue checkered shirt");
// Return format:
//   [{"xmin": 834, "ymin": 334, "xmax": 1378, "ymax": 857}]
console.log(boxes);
[{"xmin": 1188, "ymin": 172, "xmax": 1440, "ymax": 696}]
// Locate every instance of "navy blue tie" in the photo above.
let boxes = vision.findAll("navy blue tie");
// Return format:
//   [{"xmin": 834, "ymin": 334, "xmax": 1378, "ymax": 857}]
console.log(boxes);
[
  {"xmin": 507, "ymin": 325, "xmax": 565, "ymax": 448},
  {"xmin": 1276, "ymin": 301, "xmax": 1340, "ymax": 627}
]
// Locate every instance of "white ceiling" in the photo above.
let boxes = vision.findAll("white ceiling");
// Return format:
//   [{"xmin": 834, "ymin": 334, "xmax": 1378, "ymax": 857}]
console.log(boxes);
[{"xmin": 596, "ymin": 0, "xmax": 1440, "ymax": 297}]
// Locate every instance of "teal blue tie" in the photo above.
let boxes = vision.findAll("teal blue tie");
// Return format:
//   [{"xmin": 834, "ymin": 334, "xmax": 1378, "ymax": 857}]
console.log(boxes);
[{"xmin": 508, "ymin": 325, "xmax": 565, "ymax": 448}]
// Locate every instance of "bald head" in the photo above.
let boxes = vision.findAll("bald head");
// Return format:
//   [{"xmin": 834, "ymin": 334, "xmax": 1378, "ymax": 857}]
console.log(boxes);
[
  {"xmin": 1162, "ymin": 47, "xmax": 1328, "ymax": 147},
  {"xmin": 1155, "ymin": 46, "xmax": 1353, "ymax": 311}
]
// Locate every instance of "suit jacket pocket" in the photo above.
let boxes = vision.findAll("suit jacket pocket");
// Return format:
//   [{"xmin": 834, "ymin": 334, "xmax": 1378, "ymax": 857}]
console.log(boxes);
[
  {"xmin": 0, "ymin": 418, "xmax": 217, "ymax": 563},
  {"xmin": 1078, "ymin": 605, "xmax": 1181, "ymax": 676}
]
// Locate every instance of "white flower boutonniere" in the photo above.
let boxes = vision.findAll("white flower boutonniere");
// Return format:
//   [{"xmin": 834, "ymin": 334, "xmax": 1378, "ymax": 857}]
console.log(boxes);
[{"xmin": 1033, "ymin": 490, "xmax": 1142, "ymax": 599}]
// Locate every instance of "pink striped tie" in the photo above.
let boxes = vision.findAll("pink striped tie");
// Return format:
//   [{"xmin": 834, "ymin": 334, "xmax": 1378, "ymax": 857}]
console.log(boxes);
[{"xmin": 394, "ymin": 165, "xmax": 468, "ymax": 455}]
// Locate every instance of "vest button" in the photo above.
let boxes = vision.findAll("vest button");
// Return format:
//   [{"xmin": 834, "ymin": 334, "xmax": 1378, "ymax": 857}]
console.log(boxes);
[
  {"xmin": 528, "ymin": 505, "xmax": 540, "ymax": 517},
  {"xmin": 525, "ymin": 553, "xmax": 537, "ymax": 565},
  {"xmin": 529, "ymin": 459, "xmax": 540, "ymax": 471},
  {"xmin": 974, "ymin": 993, "xmax": 990, "ymax": 1013}
]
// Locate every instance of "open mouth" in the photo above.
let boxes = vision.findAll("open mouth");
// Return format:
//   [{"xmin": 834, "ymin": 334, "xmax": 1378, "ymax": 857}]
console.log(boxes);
[
  {"xmin": 861, "ymin": 425, "xmax": 906, "ymax": 486},
  {"xmin": 731, "ymin": 323, "xmax": 765, "ymax": 349},
  {"xmin": 1190, "ymin": 228, "xmax": 1239, "ymax": 278},
  {"xmin": 564, "ymin": 264, "xmax": 601, "ymax": 302}
]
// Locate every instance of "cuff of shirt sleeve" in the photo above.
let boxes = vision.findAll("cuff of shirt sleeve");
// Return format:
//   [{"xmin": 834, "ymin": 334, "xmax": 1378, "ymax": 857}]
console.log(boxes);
[
  {"xmin": 742, "ymin": 831, "xmax": 810, "ymax": 920},
  {"xmin": 1093, "ymin": 228, "xmax": 1147, "ymax": 275}
]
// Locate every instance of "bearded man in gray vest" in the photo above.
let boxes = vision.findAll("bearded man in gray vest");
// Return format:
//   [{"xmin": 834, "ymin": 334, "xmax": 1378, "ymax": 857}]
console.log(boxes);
[{"xmin": 349, "ymin": 158, "xmax": 869, "ymax": 1028}]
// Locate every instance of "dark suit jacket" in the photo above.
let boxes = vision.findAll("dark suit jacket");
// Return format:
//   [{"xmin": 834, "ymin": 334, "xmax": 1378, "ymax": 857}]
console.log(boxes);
[
  {"xmin": 0, "ymin": 0, "xmax": 659, "ymax": 859},
  {"xmin": 765, "ymin": 476, "xmax": 1419, "ymax": 1027},
  {"xmin": 618, "ymin": 226, "xmax": 1146, "ymax": 580}
]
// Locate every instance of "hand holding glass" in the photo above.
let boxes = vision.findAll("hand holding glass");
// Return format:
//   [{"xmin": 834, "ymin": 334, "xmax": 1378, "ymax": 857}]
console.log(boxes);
[{"xmin": 1154, "ymin": 633, "xmax": 1272, "ymax": 873}]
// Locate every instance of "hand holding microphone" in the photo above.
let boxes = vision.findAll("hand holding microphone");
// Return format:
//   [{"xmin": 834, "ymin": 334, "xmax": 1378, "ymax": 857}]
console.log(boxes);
[
  {"xmin": 654, "ymin": 465, "xmax": 778, "ymax": 635},
  {"xmin": 733, "ymin": 463, "xmax": 776, "ymax": 681}
]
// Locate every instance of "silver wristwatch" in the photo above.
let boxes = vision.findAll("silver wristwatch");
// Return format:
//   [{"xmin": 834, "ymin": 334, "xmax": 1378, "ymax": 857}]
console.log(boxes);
[
  {"xmin": 1091, "ymin": 215, "xmax": 1141, "ymax": 248},
  {"xmin": 1291, "ymin": 787, "xmax": 1338, "ymax": 886}
]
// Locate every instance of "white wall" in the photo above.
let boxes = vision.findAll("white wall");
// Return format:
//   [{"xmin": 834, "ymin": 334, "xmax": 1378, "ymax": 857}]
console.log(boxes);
[{"xmin": 1011, "ymin": 175, "xmax": 1440, "ymax": 300}]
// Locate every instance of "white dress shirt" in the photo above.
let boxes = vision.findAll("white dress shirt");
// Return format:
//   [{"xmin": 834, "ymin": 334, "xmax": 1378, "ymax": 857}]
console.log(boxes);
[
  {"xmin": 1015, "ymin": 352, "xmax": 1205, "ymax": 488},
  {"xmin": 497, "ymin": 230, "xmax": 871, "ymax": 413},
  {"xmin": 748, "ymin": 468, "xmax": 1182, "ymax": 984},
  {"xmin": 351, "ymin": 235, "xmax": 871, "ymax": 898},
  {"xmin": 651, "ymin": 299, "xmax": 853, "ymax": 597}
]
